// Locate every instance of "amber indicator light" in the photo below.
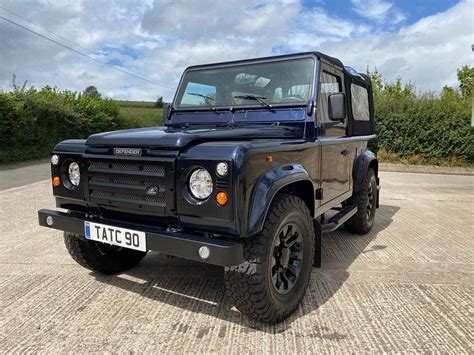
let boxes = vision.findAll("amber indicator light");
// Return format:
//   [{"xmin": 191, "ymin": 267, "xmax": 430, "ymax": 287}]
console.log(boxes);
[
  {"xmin": 52, "ymin": 177, "xmax": 61, "ymax": 187},
  {"xmin": 216, "ymin": 191, "xmax": 228, "ymax": 206},
  {"xmin": 266, "ymin": 155, "xmax": 273, "ymax": 162}
]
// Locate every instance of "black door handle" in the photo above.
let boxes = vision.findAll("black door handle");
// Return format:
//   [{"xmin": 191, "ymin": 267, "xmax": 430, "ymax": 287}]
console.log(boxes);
[{"xmin": 340, "ymin": 149, "xmax": 349, "ymax": 156}]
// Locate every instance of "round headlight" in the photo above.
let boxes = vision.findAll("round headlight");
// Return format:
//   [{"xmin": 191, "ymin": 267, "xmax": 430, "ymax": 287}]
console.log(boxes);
[
  {"xmin": 68, "ymin": 162, "xmax": 81, "ymax": 187},
  {"xmin": 216, "ymin": 162, "xmax": 228, "ymax": 177},
  {"xmin": 51, "ymin": 154, "xmax": 59, "ymax": 166},
  {"xmin": 189, "ymin": 168, "xmax": 213, "ymax": 200}
]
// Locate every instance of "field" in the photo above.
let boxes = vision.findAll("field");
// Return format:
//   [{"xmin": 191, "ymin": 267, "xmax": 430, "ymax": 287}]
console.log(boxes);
[{"xmin": 116, "ymin": 100, "xmax": 164, "ymax": 127}]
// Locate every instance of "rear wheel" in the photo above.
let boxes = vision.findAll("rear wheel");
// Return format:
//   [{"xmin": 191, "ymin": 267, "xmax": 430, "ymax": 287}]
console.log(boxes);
[
  {"xmin": 224, "ymin": 194, "xmax": 314, "ymax": 323},
  {"xmin": 344, "ymin": 168, "xmax": 377, "ymax": 234},
  {"xmin": 64, "ymin": 232, "xmax": 147, "ymax": 275}
]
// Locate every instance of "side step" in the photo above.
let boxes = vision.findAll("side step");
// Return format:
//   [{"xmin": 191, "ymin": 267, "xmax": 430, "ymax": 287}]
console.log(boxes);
[{"xmin": 321, "ymin": 205, "xmax": 357, "ymax": 233}]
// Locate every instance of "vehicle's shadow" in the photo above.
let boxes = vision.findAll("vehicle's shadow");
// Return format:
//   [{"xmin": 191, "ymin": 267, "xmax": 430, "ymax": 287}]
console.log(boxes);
[{"xmin": 93, "ymin": 204, "xmax": 399, "ymax": 334}]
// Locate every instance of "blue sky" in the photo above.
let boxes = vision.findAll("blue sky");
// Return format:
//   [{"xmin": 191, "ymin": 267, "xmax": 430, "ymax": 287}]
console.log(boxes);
[
  {"xmin": 301, "ymin": 0, "xmax": 460, "ymax": 25},
  {"xmin": 0, "ymin": 0, "xmax": 472, "ymax": 101}
]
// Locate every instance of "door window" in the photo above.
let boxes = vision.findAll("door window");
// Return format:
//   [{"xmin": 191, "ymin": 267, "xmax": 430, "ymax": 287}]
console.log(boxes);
[{"xmin": 318, "ymin": 71, "xmax": 342, "ymax": 122}]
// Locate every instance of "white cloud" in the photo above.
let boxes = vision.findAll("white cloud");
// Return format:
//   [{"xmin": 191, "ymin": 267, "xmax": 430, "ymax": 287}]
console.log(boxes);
[
  {"xmin": 0, "ymin": 0, "xmax": 471, "ymax": 101},
  {"xmin": 351, "ymin": 0, "xmax": 406, "ymax": 24},
  {"xmin": 315, "ymin": 1, "xmax": 472, "ymax": 91}
]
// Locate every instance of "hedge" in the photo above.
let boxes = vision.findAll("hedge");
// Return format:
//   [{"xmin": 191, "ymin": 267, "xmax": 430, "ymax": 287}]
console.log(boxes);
[
  {"xmin": 0, "ymin": 86, "xmax": 133, "ymax": 163},
  {"xmin": 371, "ymin": 73, "xmax": 473, "ymax": 163},
  {"xmin": 0, "ymin": 72, "xmax": 472, "ymax": 165}
]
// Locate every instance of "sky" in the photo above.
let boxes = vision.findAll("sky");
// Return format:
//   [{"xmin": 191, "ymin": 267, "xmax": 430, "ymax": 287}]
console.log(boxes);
[{"xmin": 0, "ymin": 0, "xmax": 472, "ymax": 101}]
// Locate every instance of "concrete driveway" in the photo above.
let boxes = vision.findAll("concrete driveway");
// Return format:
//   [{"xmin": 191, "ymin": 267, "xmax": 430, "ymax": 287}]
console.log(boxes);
[
  {"xmin": 0, "ymin": 159, "xmax": 50, "ymax": 190},
  {"xmin": 0, "ymin": 171, "xmax": 472, "ymax": 353}
]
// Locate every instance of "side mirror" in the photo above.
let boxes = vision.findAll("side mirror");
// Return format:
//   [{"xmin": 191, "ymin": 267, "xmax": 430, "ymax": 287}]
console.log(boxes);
[
  {"xmin": 306, "ymin": 99, "xmax": 314, "ymax": 116},
  {"xmin": 163, "ymin": 103, "xmax": 172, "ymax": 122},
  {"xmin": 328, "ymin": 93, "xmax": 346, "ymax": 121}
]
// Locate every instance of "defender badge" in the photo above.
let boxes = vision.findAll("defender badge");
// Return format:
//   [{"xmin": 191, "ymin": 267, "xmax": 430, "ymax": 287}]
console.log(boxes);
[{"xmin": 113, "ymin": 148, "xmax": 142, "ymax": 156}]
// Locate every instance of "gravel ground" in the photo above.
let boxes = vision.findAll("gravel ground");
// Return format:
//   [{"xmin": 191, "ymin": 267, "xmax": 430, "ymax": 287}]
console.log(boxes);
[{"xmin": 0, "ymin": 171, "xmax": 473, "ymax": 353}]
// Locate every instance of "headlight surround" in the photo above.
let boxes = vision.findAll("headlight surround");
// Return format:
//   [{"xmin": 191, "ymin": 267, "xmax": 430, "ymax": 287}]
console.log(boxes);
[
  {"xmin": 67, "ymin": 162, "xmax": 81, "ymax": 187},
  {"xmin": 188, "ymin": 168, "xmax": 213, "ymax": 200}
]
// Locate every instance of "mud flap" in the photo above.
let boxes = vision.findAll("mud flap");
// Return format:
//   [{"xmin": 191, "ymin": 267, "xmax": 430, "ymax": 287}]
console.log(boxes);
[{"xmin": 313, "ymin": 220, "xmax": 322, "ymax": 268}]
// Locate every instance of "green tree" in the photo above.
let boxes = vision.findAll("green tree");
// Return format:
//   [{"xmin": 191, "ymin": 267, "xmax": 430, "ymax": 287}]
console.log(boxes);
[
  {"xmin": 457, "ymin": 65, "xmax": 474, "ymax": 99},
  {"xmin": 83, "ymin": 85, "xmax": 101, "ymax": 98},
  {"xmin": 11, "ymin": 74, "xmax": 29, "ymax": 96},
  {"xmin": 154, "ymin": 95, "xmax": 164, "ymax": 108}
]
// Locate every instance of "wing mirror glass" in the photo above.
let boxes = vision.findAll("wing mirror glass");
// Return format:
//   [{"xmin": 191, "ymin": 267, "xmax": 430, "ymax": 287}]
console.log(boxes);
[{"xmin": 328, "ymin": 93, "xmax": 346, "ymax": 121}]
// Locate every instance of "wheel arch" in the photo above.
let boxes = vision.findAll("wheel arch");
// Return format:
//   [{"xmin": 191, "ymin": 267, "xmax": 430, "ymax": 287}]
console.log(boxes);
[
  {"xmin": 353, "ymin": 149, "xmax": 378, "ymax": 192},
  {"xmin": 246, "ymin": 164, "xmax": 315, "ymax": 237}
]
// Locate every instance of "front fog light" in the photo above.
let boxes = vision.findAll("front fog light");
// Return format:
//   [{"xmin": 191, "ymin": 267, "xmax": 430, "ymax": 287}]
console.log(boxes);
[
  {"xmin": 198, "ymin": 246, "xmax": 211, "ymax": 260},
  {"xmin": 189, "ymin": 168, "xmax": 213, "ymax": 200},
  {"xmin": 216, "ymin": 162, "xmax": 228, "ymax": 177},
  {"xmin": 68, "ymin": 162, "xmax": 81, "ymax": 186},
  {"xmin": 46, "ymin": 216, "xmax": 54, "ymax": 226}
]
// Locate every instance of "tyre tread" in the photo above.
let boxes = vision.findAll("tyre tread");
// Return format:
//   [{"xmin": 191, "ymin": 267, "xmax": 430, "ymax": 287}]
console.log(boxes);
[
  {"xmin": 224, "ymin": 194, "xmax": 314, "ymax": 323},
  {"xmin": 64, "ymin": 233, "xmax": 146, "ymax": 275}
]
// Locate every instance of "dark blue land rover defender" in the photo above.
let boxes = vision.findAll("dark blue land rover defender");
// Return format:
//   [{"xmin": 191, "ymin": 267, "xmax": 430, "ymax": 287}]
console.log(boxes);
[{"xmin": 38, "ymin": 52, "xmax": 380, "ymax": 323}]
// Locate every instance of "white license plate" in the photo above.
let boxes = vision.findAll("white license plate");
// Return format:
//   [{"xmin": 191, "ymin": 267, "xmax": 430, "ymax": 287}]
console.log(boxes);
[{"xmin": 84, "ymin": 221, "xmax": 147, "ymax": 252}]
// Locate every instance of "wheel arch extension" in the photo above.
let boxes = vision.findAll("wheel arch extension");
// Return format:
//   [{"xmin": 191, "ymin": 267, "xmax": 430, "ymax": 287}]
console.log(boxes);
[
  {"xmin": 246, "ymin": 164, "xmax": 315, "ymax": 237},
  {"xmin": 353, "ymin": 149, "xmax": 378, "ymax": 192}
]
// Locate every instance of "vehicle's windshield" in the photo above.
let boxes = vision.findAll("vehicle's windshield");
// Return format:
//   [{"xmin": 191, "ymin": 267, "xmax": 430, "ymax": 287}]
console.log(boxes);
[{"xmin": 174, "ymin": 57, "xmax": 315, "ymax": 110}]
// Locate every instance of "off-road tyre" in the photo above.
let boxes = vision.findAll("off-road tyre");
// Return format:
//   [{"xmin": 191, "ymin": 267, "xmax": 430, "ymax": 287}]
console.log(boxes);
[
  {"xmin": 344, "ymin": 167, "xmax": 377, "ymax": 234},
  {"xmin": 64, "ymin": 232, "xmax": 147, "ymax": 275},
  {"xmin": 224, "ymin": 194, "xmax": 315, "ymax": 323}
]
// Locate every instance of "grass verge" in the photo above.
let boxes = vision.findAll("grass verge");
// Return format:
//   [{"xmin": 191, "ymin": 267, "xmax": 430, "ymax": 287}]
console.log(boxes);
[{"xmin": 378, "ymin": 149, "xmax": 474, "ymax": 168}]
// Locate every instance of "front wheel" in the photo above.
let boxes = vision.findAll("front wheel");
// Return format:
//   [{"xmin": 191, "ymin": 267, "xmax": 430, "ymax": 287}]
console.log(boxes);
[
  {"xmin": 224, "ymin": 194, "xmax": 315, "ymax": 323},
  {"xmin": 64, "ymin": 232, "xmax": 147, "ymax": 275}
]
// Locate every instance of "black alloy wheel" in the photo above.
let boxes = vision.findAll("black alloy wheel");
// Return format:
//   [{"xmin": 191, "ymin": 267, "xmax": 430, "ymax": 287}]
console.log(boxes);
[{"xmin": 270, "ymin": 223, "xmax": 303, "ymax": 294}]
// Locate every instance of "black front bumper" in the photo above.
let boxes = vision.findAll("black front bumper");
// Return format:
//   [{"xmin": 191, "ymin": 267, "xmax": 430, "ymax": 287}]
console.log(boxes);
[{"xmin": 38, "ymin": 209, "xmax": 243, "ymax": 267}]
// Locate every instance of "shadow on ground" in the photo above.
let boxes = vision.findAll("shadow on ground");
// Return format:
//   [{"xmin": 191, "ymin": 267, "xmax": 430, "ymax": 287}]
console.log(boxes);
[{"xmin": 93, "ymin": 204, "xmax": 399, "ymax": 333}]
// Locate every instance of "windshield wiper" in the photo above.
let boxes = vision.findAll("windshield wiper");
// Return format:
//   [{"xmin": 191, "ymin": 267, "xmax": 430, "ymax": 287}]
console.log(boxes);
[
  {"xmin": 233, "ymin": 94, "xmax": 275, "ymax": 113},
  {"xmin": 188, "ymin": 92, "xmax": 218, "ymax": 112}
]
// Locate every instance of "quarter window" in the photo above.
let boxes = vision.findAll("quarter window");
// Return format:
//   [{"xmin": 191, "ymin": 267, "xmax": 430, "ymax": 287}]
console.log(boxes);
[{"xmin": 351, "ymin": 84, "xmax": 370, "ymax": 121}]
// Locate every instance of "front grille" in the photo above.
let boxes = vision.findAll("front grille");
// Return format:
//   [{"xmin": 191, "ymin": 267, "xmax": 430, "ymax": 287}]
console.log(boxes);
[
  {"xmin": 90, "ymin": 190, "xmax": 165, "ymax": 204},
  {"xmin": 87, "ymin": 159, "xmax": 170, "ymax": 214}
]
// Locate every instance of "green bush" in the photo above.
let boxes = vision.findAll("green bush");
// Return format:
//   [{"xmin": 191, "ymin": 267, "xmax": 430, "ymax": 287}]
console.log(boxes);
[
  {"xmin": 1, "ymin": 69, "xmax": 472, "ymax": 165},
  {"xmin": 370, "ymin": 70, "xmax": 473, "ymax": 164},
  {"xmin": 0, "ymin": 85, "xmax": 132, "ymax": 163}
]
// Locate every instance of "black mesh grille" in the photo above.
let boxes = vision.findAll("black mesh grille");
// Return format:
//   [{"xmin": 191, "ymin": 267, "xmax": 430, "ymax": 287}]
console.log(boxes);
[
  {"xmin": 91, "ymin": 190, "xmax": 165, "ymax": 204},
  {"xmin": 89, "ymin": 176, "xmax": 164, "ymax": 189},
  {"xmin": 87, "ymin": 159, "xmax": 167, "ymax": 212},
  {"xmin": 89, "ymin": 162, "xmax": 164, "ymax": 173}
]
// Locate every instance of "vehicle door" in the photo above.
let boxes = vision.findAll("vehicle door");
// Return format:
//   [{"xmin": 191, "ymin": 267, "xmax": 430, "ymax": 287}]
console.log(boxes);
[{"xmin": 317, "ymin": 64, "xmax": 352, "ymax": 205}]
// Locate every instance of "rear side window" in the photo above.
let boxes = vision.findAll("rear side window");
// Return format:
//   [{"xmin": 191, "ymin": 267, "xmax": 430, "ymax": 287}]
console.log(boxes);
[
  {"xmin": 351, "ymin": 84, "xmax": 370, "ymax": 121},
  {"xmin": 318, "ymin": 71, "xmax": 342, "ymax": 121}
]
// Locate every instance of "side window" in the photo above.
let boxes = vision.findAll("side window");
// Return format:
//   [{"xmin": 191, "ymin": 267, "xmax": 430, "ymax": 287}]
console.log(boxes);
[
  {"xmin": 351, "ymin": 84, "xmax": 370, "ymax": 121},
  {"xmin": 318, "ymin": 71, "xmax": 342, "ymax": 122},
  {"xmin": 180, "ymin": 82, "xmax": 216, "ymax": 107}
]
